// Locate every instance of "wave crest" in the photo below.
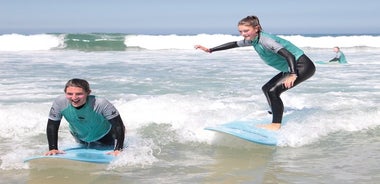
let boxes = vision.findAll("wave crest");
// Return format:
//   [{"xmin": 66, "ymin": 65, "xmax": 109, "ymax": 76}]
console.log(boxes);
[{"xmin": 1, "ymin": 33, "xmax": 380, "ymax": 51}]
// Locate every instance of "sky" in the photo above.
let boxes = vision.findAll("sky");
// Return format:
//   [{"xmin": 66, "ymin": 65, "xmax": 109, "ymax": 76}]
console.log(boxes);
[{"xmin": 1, "ymin": 0, "xmax": 379, "ymax": 35}]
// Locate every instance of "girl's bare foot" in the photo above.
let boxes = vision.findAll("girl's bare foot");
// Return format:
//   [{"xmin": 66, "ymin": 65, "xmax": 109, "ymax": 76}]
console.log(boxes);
[{"xmin": 257, "ymin": 123, "xmax": 281, "ymax": 131}]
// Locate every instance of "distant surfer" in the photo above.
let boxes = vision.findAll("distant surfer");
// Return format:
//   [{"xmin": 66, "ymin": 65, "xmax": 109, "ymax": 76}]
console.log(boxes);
[
  {"xmin": 44, "ymin": 78, "xmax": 126, "ymax": 156},
  {"xmin": 329, "ymin": 46, "xmax": 347, "ymax": 64},
  {"xmin": 195, "ymin": 15, "xmax": 316, "ymax": 130}
]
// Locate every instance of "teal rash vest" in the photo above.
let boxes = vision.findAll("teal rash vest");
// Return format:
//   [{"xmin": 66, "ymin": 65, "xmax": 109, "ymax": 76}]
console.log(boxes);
[
  {"xmin": 49, "ymin": 95, "xmax": 119, "ymax": 143},
  {"xmin": 237, "ymin": 32, "xmax": 304, "ymax": 72},
  {"xmin": 338, "ymin": 51, "xmax": 347, "ymax": 64}
]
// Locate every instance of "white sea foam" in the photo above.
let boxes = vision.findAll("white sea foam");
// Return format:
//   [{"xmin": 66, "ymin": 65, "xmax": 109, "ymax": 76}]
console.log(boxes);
[
  {"xmin": 0, "ymin": 33, "xmax": 63, "ymax": 51},
  {"xmin": 1, "ymin": 33, "xmax": 380, "ymax": 51}
]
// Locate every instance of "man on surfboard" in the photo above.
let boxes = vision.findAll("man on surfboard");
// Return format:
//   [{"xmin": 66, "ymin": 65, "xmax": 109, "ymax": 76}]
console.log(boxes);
[
  {"xmin": 329, "ymin": 46, "xmax": 347, "ymax": 64},
  {"xmin": 45, "ymin": 78, "xmax": 126, "ymax": 156},
  {"xmin": 195, "ymin": 15, "xmax": 316, "ymax": 130}
]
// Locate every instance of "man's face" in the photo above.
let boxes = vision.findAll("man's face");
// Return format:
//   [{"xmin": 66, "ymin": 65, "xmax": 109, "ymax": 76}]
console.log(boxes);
[{"xmin": 65, "ymin": 86, "xmax": 89, "ymax": 107}]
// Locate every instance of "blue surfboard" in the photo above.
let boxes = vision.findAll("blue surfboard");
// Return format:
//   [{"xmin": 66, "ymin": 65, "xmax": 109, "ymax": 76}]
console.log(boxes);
[
  {"xmin": 315, "ymin": 61, "xmax": 328, "ymax": 64},
  {"xmin": 24, "ymin": 147, "xmax": 115, "ymax": 164},
  {"xmin": 205, "ymin": 119, "xmax": 278, "ymax": 146},
  {"xmin": 315, "ymin": 61, "xmax": 342, "ymax": 65}
]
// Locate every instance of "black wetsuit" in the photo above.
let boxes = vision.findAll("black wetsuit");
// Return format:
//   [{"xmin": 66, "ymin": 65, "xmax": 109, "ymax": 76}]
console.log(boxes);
[{"xmin": 261, "ymin": 54, "xmax": 315, "ymax": 123}]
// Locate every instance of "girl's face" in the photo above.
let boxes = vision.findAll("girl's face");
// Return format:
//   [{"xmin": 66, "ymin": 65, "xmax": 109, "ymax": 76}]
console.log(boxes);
[
  {"xmin": 238, "ymin": 24, "xmax": 259, "ymax": 41},
  {"xmin": 65, "ymin": 86, "xmax": 90, "ymax": 107}
]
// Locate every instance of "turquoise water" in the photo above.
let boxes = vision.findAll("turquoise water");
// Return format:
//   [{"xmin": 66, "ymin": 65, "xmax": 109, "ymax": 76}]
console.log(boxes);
[{"xmin": 0, "ymin": 34, "xmax": 379, "ymax": 183}]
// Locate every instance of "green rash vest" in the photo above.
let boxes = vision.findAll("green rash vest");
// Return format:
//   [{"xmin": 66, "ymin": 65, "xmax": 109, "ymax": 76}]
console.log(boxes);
[
  {"xmin": 237, "ymin": 32, "xmax": 304, "ymax": 72},
  {"xmin": 48, "ymin": 95, "xmax": 119, "ymax": 143}
]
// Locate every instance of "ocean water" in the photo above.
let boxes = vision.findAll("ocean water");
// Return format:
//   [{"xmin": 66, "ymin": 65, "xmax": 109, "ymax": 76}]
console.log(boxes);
[{"xmin": 0, "ymin": 33, "xmax": 379, "ymax": 184}]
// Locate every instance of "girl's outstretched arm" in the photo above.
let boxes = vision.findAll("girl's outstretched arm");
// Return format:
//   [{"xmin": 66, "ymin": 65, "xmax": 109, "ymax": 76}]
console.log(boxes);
[{"xmin": 195, "ymin": 41, "xmax": 239, "ymax": 53}]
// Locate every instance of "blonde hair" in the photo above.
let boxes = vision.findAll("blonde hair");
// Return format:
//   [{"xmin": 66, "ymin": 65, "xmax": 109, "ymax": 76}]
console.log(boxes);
[{"xmin": 238, "ymin": 15, "xmax": 262, "ymax": 32}]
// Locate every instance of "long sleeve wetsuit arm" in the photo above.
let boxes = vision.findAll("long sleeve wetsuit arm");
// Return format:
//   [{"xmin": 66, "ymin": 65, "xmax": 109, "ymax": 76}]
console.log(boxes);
[
  {"xmin": 209, "ymin": 41, "xmax": 239, "ymax": 53},
  {"xmin": 329, "ymin": 57, "xmax": 339, "ymax": 62},
  {"xmin": 108, "ymin": 115, "xmax": 126, "ymax": 151},
  {"xmin": 46, "ymin": 119, "xmax": 60, "ymax": 150},
  {"xmin": 277, "ymin": 48, "xmax": 297, "ymax": 75}
]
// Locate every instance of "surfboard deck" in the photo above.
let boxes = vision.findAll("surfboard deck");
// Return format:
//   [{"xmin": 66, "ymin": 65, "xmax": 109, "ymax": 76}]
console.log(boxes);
[
  {"xmin": 205, "ymin": 119, "xmax": 278, "ymax": 146},
  {"xmin": 315, "ymin": 61, "xmax": 341, "ymax": 65},
  {"xmin": 315, "ymin": 61, "xmax": 328, "ymax": 64},
  {"xmin": 24, "ymin": 147, "xmax": 115, "ymax": 164}
]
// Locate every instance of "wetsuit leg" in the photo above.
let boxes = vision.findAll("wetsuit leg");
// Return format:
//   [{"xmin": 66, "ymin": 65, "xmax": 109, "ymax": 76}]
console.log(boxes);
[
  {"xmin": 262, "ymin": 72, "xmax": 286, "ymax": 123},
  {"xmin": 262, "ymin": 54, "xmax": 315, "ymax": 123},
  {"xmin": 96, "ymin": 131, "xmax": 115, "ymax": 145},
  {"xmin": 293, "ymin": 55, "xmax": 316, "ymax": 86},
  {"xmin": 70, "ymin": 130, "xmax": 114, "ymax": 148}
]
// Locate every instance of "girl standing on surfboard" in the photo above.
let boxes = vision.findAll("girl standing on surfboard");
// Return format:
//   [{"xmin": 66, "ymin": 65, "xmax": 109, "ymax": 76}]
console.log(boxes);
[
  {"xmin": 44, "ymin": 78, "xmax": 126, "ymax": 156},
  {"xmin": 195, "ymin": 15, "xmax": 316, "ymax": 130}
]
